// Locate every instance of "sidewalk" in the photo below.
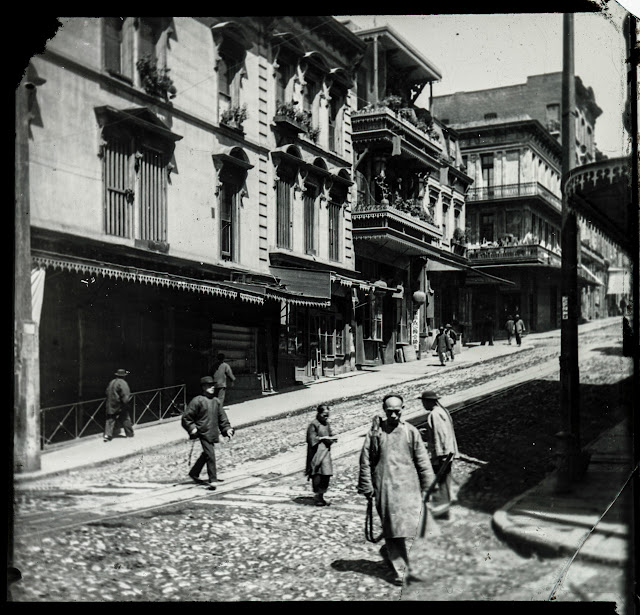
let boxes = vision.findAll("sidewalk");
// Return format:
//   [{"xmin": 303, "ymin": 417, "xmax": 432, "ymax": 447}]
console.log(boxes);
[
  {"xmin": 14, "ymin": 317, "xmax": 634, "ymax": 567},
  {"xmin": 492, "ymin": 418, "xmax": 635, "ymax": 566}
]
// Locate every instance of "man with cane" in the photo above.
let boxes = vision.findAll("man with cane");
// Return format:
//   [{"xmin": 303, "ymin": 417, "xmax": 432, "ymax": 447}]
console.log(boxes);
[
  {"xmin": 182, "ymin": 376, "xmax": 235, "ymax": 490},
  {"xmin": 358, "ymin": 393, "xmax": 435, "ymax": 586}
]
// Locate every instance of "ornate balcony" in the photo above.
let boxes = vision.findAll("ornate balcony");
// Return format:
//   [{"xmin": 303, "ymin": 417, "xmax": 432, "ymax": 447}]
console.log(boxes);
[
  {"xmin": 467, "ymin": 242, "xmax": 562, "ymax": 267},
  {"xmin": 564, "ymin": 156, "xmax": 631, "ymax": 252},
  {"xmin": 352, "ymin": 197, "xmax": 446, "ymax": 256},
  {"xmin": 351, "ymin": 106, "xmax": 443, "ymax": 169},
  {"xmin": 466, "ymin": 182, "xmax": 562, "ymax": 213}
]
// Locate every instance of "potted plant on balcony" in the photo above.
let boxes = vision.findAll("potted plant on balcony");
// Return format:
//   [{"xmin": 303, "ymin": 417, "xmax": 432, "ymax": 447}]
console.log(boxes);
[
  {"xmin": 274, "ymin": 101, "xmax": 312, "ymax": 134},
  {"xmin": 220, "ymin": 104, "xmax": 248, "ymax": 132},
  {"xmin": 452, "ymin": 227, "xmax": 468, "ymax": 255},
  {"xmin": 136, "ymin": 55, "xmax": 177, "ymax": 101}
]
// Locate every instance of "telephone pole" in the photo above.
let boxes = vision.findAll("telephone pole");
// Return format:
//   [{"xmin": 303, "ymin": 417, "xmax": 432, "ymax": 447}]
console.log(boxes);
[
  {"xmin": 556, "ymin": 13, "xmax": 588, "ymax": 491},
  {"xmin": 14, "ymin": 67, "xmax": 44, "ymax": 474}
]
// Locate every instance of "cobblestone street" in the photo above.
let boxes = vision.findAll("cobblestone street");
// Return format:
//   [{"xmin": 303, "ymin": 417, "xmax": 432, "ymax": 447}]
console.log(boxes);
[{"xmin": 10, "ymin": 323, "xmax": 633, "ymax": 602}]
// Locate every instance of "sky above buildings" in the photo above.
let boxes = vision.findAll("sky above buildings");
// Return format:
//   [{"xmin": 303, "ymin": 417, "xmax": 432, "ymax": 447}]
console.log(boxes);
[{"xmin": 340, "ymin": 8, "xmax": 632, "ymax": 158}]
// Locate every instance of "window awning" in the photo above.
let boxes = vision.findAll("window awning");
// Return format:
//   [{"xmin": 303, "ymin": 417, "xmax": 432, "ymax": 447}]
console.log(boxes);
[
  {"xmin": 578, "ymin": 264, "xmax": 604, "ymax": 286},
  {"xmin": 607, "ymin": 268, "xmax": 630, "ymax": 295}
]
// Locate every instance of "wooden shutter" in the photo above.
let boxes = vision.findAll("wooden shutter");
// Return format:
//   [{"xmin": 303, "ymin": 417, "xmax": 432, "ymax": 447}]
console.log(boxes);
[
  {"xmin": 304, "ymin": 184, "xmax": 317, "ymax": 255},
  {"xmin": 104, "ymin": 139, "xmax": 132, "ymax": 237},
  {"xmin": 138, "ymin": 146, "xmax": 167, "ymax": 242},
  {"xmin": 276, "ymin": 178, "xmax": 292, "ymax": 249}
]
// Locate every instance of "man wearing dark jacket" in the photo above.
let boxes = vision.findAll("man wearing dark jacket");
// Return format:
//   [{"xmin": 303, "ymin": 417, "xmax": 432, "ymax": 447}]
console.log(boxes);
[
  {"xmin": 182, "ymin": 376, "xmax": 235, "ymax": 490},
  {"xmin": 104, "ymin": 368, "xmax": 134, "ymax": 442}
]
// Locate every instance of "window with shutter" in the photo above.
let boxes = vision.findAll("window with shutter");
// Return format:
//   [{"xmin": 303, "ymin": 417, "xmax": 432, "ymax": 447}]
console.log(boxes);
[
  {"xmin": 328, "ymin": 201, "xmax": 341, "ymax": 261},
  {"xmin": 276, "ymin": 176, "xmax": 293, "ymax": 249},
  {"xmin": 304, "ymin": 183, "xmax": 317, "ymax": 255}
]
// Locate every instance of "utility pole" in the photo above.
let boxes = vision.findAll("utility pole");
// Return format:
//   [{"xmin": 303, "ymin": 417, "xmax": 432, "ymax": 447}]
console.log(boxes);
[
  {"xmin": 556, "ymin": 13, "xmax": 587, "ymax": 492},
  {"xmin": 14, "ymin": 67, "xmax": 43, "ymax": 474}
]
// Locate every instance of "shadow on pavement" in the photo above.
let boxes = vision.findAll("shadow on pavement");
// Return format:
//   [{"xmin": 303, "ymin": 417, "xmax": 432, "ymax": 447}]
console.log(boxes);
[
  {"xmin": 453, "ymin": 377, "xmax": 631, "ymax": 515},
  {"xmin": 331, "ymin": 558, "xmax": 395, "ymax": 584},
  {"xmin": 590, "ymin": 345, "xmax": 625, "ymax": 356},
  {"xmin": 292, "ymin": 495, "xmax": 317, "ymax": 506}
]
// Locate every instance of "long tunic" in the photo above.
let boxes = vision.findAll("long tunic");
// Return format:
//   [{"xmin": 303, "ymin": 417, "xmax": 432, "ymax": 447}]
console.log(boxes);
[
  {"xmin": 306, "ymin": 419, "xmax": 334, "ymax": 477},
  {"xmin": 358, "ymin": 419, "xmax": 435, "ymax": 538},
  {"xmin": 423, "ymin": 404, "xmax": 459, "ymax": 459},
  {"xmin": 421, "ymin": 404, "xmax": 458, "ymax": 517}
]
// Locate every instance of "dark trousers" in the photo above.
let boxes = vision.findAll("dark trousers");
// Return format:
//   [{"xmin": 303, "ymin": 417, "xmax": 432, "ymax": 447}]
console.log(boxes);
[
  {"xmin": 311, "ymin": 474, "xmax": 330, "ymax": 495},
  {"xmin": 214, "ymin": 387, "xmax": 226, "ymax": 406},
  {"xmin": 430, "ymin": 455, "xmax": 453, "ymax": 518},
  {"xmin": 190, "ymin": 439, "xmax": 218, "ymax": 482},
  {"xmin": 515, "ymin": 330, "xmax": 522, "ymax": 346},
  {"xmin": 104, "ymin": 410, "xmax": 134, "ymax": 439}
]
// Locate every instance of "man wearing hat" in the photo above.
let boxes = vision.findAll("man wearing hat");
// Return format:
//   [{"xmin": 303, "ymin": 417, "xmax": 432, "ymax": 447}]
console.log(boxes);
[
  {"xmin": 418, "ymin": 390, "xmax": 459, "ymax": 519},
  {"xmin": 444, "ymin": 324, "xmax": 458, "ymax": 362},
  {"xmin": 104, "ymin": 368, "xmax": 134, "ymax": 442},
  {"xmin": 182, "ymin": 376, "xmax": 235, "ymax": 489}
]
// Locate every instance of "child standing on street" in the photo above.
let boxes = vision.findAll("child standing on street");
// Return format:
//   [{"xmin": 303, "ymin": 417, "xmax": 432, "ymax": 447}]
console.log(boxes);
[{"xmin": 305, "ymin": 404, "xmax": 337, "ymax": 506}]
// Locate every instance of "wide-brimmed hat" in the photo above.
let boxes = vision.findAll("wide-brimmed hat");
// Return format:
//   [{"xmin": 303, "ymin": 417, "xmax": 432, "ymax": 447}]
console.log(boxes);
[
  {"xmin": 114, "ymin": 369, "xmax": 130, "ymax": 377},
  {"xmin": 419, "ymin": 390, "xmax": 439, "ymax": 401},
  {"xmin": 445, "ymin": 323, "xmax": 452, "ymax": 328},
  {"xmin": 200, "ymin": 376, "xmax": 214, "ymax": 385}
]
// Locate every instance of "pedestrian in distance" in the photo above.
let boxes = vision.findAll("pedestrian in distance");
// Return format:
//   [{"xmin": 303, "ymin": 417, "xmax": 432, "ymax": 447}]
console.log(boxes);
[
  {"xmin": 211, "ymin": 352, "xmax": 236, "ymax": 406},
  {"xmin": 358, "ymin": 393, "xmax": 435, "ymax": 586},
  {"xmin": 481, "ymin": 313, "xmax": 494, "ymax": 346},
  {"xmin": 182, "ymin": 376, "xmax": 235, "ymax": 490},
  {"xmin": 104, "ymin": 368, "xmax": 134, "ymax": 442},
  {"xmin": 305, "ymin": 404, "xmax": 338, "ymax": 506},
  {"xmin": 444, "ymin": 324, "xmax": 457, "ymax": 362},
  {"xmin": 431, "ymin": 326, "xmax": 452, "ymax": 366},
  {"xmin": 418, "ymin": 390, "xmax": 459, "ymax": 520},
  {"xmin": 505, "ymin": 315, "xmax": 515, "ymax": 345},
  {"xmin": 514, "ymin": 314, "xmax": 526, "ymax": 346}
]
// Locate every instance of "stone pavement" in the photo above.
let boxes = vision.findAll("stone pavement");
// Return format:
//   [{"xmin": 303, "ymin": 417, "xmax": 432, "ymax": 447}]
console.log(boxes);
[{"xmin": 14, "ymin": 316, "xmax": 635, "ymax": 569}]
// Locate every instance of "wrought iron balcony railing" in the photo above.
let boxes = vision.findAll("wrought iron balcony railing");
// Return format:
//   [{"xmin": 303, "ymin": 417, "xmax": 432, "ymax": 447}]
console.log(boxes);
[
  {"xmin": 353, "ymin": 197, "xmax": 441, "ymax": 234},
  {"xmin": 467, "ymin": 242, "xmax": 561, "ymax": 266},
  {"xmin": 352, "ymin": 106, "xmax": 444, "ymax": 152},
  {"xmin": 466, "ymin": 182, "xmax": 562, "ymax": 212},
  {"xmin": 40, "ymin": 384, "xmax": 187, "ymax": 448}
]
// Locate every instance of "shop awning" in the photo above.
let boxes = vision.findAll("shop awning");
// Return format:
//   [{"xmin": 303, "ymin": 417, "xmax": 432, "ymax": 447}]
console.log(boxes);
[
  {"xmin": 33, "ymin": 252, "xmax": 264, "ymax": 304},
  {"xmin": 578, "ymin": 264, "xmax": 604, "ymax": 286},
  {"xmin": 427, "ymin": 258, "xmax": 516, "ymax": 286},
  {"xmin": 607, "ymin": 268, "xmax": 630, "ymax": 295}
]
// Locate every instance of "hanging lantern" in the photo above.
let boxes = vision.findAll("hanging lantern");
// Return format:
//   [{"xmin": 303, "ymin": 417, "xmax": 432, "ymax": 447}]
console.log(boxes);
[{"xmin": 412, "ymin": 290, "xmax": 427, "ymax": 305}]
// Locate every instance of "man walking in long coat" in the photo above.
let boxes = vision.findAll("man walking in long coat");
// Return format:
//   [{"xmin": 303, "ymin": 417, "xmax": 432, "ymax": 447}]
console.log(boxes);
[
  {"xmin": 514, "ymin": 314, "xmax": 526, "ymax": 346},
  {"xmin": 104, "ymin": 368, "xmax": 134, "ymax": 442},
  {"xmin": 505, "ymin": 315, "xmax": 515, "ymax": 345},
  {"xmin": 182, "ymin": 376, "xmax": 235, "ymax": 490},
  {"xmin": 418, "ymin": 390, "xmax": 459, "ymax": 519},
  {"xmin": 305, "ymin": 404, "xmax": 337, "ymax": 506},
  {"xmin": 358, "ymin": 393, "xmax": 435, "ymax": 586},
  {"xmin": 431, "ymin": 326, "xmax": 452, "ymax": 366}
]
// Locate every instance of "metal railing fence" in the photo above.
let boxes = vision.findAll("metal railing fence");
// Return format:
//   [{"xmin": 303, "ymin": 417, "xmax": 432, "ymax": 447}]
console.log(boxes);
[{"xmin": 40, "ymin": 384, "xmax": 187, "ymax": 448}]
